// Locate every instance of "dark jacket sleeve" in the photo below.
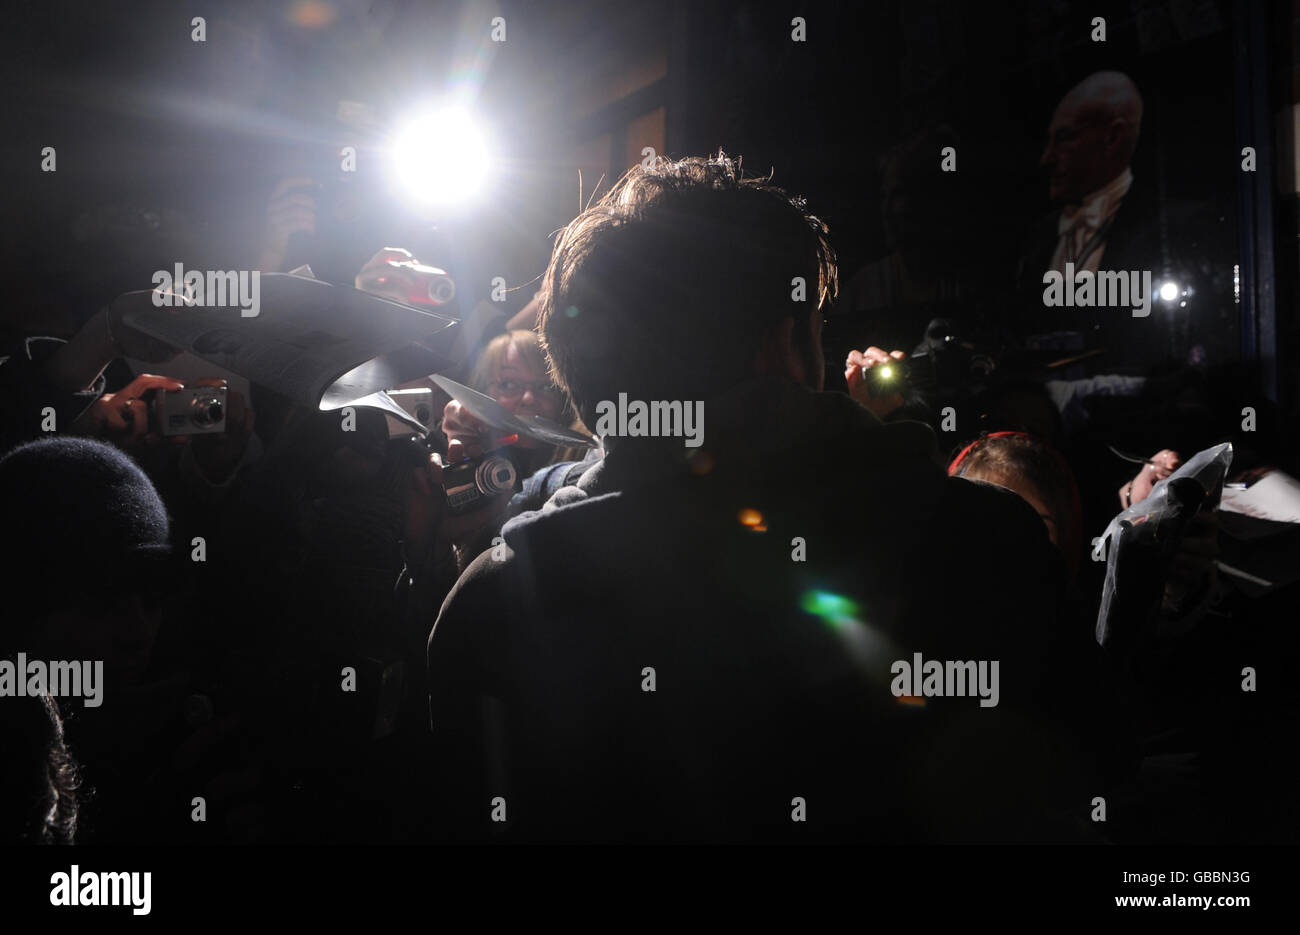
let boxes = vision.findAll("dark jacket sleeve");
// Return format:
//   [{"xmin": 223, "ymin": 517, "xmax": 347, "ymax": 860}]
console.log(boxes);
[{"xmin": 425, "ymin": 547, "xmax": 517, "ymax": 841}]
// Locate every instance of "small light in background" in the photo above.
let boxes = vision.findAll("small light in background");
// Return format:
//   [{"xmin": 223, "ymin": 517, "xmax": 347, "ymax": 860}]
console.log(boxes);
[
  {"xmin": 288, "ymin": 0, "xmax": 337, "ymax": 28},
  {"xmin": 688, "ymin": 450, "xmax": 715, "ymax": 475}
]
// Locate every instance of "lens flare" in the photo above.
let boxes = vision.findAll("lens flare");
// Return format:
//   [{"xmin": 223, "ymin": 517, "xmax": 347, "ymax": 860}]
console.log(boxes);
[
  {"xmin": 689, "ymin": 450, "xmax": 715, "ymax": 475},
  {"xmin": 800, "ymin": 590, "xmax": 862, "ymax": 631}
]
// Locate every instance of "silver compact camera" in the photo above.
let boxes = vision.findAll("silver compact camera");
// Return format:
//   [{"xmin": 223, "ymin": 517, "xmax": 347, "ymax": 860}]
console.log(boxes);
[
  {"xmin": 443, "ymin": 454, "xmax": 517, "ymax": 514},
  {"xmin": 153, "ymin": 385, "xmax": 227, "ymax": 436}
]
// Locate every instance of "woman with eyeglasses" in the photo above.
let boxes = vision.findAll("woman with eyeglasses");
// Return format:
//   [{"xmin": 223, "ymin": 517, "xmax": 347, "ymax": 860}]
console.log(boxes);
[
  {"xmin": 436, "ymin": 331, "xmax": 595, "ymax": 565},
  {"xmin": 439, "ymin": 329, "xmax": 583, "ymax": 466}
]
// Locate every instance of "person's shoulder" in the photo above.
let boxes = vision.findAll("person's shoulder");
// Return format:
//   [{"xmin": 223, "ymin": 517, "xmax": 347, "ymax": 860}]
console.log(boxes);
[
  {"xmin": 809, "ymin": 391, "xmax": 940, "ymax": 463},
  {"xmin": 427, "ymin": 545, "xmax": 522, "ymax": 700},
  {"xmin": 941, "ymin": 470, "xmax": 1036, "ymax": 512},
  {"xmin": 435, "ymin": 542, "xmax": 515, "ymax": 631},
  {"xmin": 432, "ymin": 492, "xmax": 607, "ymax": 642},
  {"xmin": 936, "ymin": 474, "xmax": 1057, "ymax": 550}
]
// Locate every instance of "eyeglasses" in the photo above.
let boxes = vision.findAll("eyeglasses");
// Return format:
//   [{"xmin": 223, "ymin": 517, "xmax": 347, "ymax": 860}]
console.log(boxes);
[{"xmin": 488, "ymin": 378, "xmax": 562, "ymax": 401}]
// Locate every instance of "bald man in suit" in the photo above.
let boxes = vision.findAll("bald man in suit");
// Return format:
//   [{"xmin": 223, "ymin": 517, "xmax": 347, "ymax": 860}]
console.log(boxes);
[{"xmin": 1016, "ymin": 71, "xmax": 1221, "ymax": 372}]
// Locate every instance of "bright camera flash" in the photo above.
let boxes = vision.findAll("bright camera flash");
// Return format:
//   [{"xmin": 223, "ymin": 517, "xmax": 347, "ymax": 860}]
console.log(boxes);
[{"xmin": 392, "ymin": 108, "xmax": 490, "ymax": 204}]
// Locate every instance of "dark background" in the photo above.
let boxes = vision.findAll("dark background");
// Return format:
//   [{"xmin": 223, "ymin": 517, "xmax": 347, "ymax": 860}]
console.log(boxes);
[{"xmin": 0, "ymin": 0, "xmax": 1291, "ymax": 402}]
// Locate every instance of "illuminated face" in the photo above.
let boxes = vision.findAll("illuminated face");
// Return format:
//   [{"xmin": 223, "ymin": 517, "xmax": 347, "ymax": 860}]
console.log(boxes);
[{"xmin": 489, "ymin": 343, "xmax": 563, "ymax": 447}]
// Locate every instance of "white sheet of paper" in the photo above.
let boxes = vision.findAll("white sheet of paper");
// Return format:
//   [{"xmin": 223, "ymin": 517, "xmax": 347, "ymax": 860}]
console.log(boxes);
[{"xmin": 1221, "ymin": 470, "xmax": 1300, "ymax": 524}]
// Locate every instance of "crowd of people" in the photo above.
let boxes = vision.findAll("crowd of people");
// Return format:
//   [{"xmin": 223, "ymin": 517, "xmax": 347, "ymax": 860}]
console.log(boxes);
[{"xmin": 1, "ymin": 152, "xmax": 1295, "ymax": 844}]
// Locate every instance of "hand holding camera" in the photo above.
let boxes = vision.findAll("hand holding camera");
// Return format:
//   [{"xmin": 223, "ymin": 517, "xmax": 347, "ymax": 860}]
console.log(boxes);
[
  {"xmin": 185, "ymin": 379, "xmax": 256, "ymax": 484},
  {"xmin": 73, "ymin": 376, "xmax": 254, "ymax": 483},
  {"xmin": 845, "ymin": 346, "xmax": 909, "ymax": 419},
  {"xmin": 398, "ymin": 435, "xmax": 515, "ymax": 572},
  {"xmin": 72, "ymin": 373, "xmax": 186, "ymax": 447},
  {"xmin": 354, "ymin": 247, "xmax": 456, "ymax": 308},
  {"xmin": 440, "ymin": 397, "xmax": 487, "ymax": 457},
  {"xmin": 153, "ymin": 381, "xmax": 228, "ymax": 436}
]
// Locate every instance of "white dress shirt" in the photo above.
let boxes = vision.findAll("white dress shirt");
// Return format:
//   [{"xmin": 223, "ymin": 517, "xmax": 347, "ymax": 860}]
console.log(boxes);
[{"xmin": 1050, "ymin": 168, "xmax": 1133, "ymax": 276}]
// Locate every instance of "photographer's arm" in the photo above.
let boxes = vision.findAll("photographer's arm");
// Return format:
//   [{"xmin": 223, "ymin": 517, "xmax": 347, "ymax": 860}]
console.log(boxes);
[{"xmin": 68, "ymin": 373, "xmax": 185, "ymax": 447}]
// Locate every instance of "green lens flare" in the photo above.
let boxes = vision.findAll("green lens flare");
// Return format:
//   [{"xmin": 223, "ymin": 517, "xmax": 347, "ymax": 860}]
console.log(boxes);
[{"xmin": 800, "ymin": 590, "xmax": 863, "ymax": 630}]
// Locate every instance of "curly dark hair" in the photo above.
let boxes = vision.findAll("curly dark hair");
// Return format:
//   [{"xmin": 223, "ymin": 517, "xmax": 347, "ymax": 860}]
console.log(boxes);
[
  {"xmin": 538, "ymin": 153, "xmax": 837, "ymax": 426},
  {"xmin": 1, "ymin": 693, "xmax": 81, "ymax": 844}
]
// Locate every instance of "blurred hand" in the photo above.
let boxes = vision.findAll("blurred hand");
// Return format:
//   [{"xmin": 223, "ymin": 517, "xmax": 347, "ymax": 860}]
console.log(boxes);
[
  {"xmin": 354, "ymin": 247, "xmax": 418, "ymax": 302},
  {"xmin": 259, "ymin": 176, "xmax": 317, "ymax": 271},
  {"xmin": 1122, "ymin": 448, "xmax": 1181, "ymax": 508},
  {"xmin": 845, "ymin": 346, "xmax": 907, "ymax": 420},
  {"xmin": 440, "ymin": 398, "xmax": 488, "ymax": 457},
  {"xmin": 71, "ymin": 373, "xmax": 185, "ymax": 451}
]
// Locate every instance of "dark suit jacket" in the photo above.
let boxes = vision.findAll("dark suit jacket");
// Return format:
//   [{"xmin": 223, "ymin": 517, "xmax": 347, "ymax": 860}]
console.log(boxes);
[
  {"xmin": 427, "ymin": 377, "xmax": 1121, "ymax": 842},
  {"xmin": 1015, "ymin": 178, "xmax": 1227, "ymax": 371}
]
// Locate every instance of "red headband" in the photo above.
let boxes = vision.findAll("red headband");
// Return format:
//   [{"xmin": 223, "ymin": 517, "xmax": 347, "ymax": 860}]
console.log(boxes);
[{"xmin": 947, "ymin": 431, "xmax": 1035, "ymax": 477}]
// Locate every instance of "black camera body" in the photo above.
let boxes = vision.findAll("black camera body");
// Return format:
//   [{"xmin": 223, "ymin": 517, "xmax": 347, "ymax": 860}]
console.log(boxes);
[
  {"xmin": 864, "ymin": 357, "xmax": 912, "ymax": 397},
  {"xmin": 442, "ymin": 453, "xmax": 517, "ymax": 514},
  {"xmin": 858, "ymin": 319, "xmax": 998, "ymax": 402}
]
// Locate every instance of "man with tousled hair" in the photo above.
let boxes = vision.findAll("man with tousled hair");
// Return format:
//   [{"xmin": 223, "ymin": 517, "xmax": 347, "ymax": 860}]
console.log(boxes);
[{"xmin": 427, "ymin": 154, "xmax": 1117, "ymax": 843}]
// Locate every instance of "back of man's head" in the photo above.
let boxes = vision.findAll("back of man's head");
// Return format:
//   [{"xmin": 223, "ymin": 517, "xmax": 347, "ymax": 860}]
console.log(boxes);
[
  {"xmin": 538, "ymin": 154, "xmax": 837, "ymax": 429},
  {"xmin": 0, "ymin": 437, "xmax": 170, "ymax": 646}
]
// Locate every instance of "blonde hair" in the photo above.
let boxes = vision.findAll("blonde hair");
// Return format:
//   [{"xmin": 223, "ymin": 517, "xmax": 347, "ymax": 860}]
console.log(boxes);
[{"xmin": 469, "ymin": 330, "xmax": 550, "ymax": 394}]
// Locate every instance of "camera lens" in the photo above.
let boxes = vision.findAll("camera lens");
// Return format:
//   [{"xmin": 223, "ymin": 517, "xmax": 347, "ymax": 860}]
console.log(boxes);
[
  {"xmin": 427, "ymin": 277, "xmax": 456, "ymax": 305},
  {"xmin": 190, "ymin": 393, "xmax": 224, "ymax": 427},
  {"xmin": 475, "ymin": 456, "xmax": 517, "ymax": 495}
]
